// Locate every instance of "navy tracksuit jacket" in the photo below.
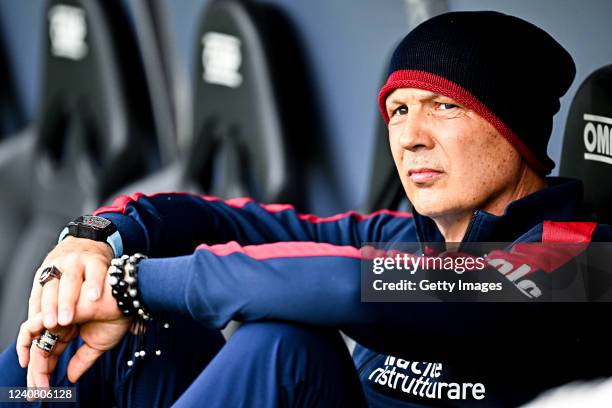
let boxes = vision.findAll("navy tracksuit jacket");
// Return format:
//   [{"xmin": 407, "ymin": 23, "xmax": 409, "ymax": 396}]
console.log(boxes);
[
  {"xmin": 94, "ymin": 176, "xmax": 612, "ymax": 406},
  {"xmin": 1, "ymin": 176, "xmax": 611, "ymax": 406}
]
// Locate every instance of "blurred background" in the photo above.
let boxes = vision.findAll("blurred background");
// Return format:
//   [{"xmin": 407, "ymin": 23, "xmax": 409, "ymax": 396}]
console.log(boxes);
[{"xmin": 0, "ymin": 0, "xmax": 611, "ymax": 356}]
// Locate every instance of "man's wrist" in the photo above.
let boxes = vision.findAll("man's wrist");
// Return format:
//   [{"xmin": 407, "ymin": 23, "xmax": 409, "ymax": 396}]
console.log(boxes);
[{"xmin": 58, "ymin": 223, "xmax": 123, "ymax": 257}]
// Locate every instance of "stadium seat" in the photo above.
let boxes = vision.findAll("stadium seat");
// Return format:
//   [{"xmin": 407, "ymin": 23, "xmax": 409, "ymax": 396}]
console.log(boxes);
[
  {"xmin": 0, "ymin": 0, "xmax": 164, "ymax": 348},
  {"xmin": 109, "ymin": 0, "xmax": 315, "ymax": 208},
  {"xmin": 559, "ymin": 65, "xmax": 612, "ymax": 224},
  {"xmin": 0, "ymin": 31, "xmax": 25, "ymax": 138},
  {"xmin": 124, "ymin": 0, "xmax": 180, "ymax": 165}
]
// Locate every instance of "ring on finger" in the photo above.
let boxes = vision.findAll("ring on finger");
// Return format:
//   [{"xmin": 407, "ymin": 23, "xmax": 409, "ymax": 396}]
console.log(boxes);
[
  {"xmin": 38, "ymin": 266, "xmax": 62, "ymax": 287},
  {"xmin": 33, "ymin": 329, "xmax": 60, "ymax": 353}
]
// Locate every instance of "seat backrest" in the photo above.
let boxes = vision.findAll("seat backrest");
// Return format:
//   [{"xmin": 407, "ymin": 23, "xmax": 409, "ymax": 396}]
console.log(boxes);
[
  {"xmin": 559, "ymin": 65, "xmax": 612, "ymax": 224},
  {"xmin": 0, "ymin": 31, "xmax": 25, "ymax": 137},
  {"xmin": 36, "ymin": 0, "xmax": 162, "ymax": 205},
  {"xmin": 125, "ymin": 0, "xmax": 179, "ymax": 164},
  {"xmin": 0, "ymin": 0, "xmax": 162, "ymax": 347},
  {"xmin": 183, "ymin": 0, "xmax": 317, "ymax": 206},
  {"xmin": 112, "ymin": 0, "xmax": 317, "ymax": 207}
]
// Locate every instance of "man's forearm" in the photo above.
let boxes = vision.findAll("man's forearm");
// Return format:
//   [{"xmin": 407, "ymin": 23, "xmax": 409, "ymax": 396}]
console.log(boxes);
[
  {"xmin": 135, "ymin": 241, "xmax": 582, "ymax": 360},
  {"xmin": 94, "ymin": 192, "xmax": 414, "ymax": 258}
]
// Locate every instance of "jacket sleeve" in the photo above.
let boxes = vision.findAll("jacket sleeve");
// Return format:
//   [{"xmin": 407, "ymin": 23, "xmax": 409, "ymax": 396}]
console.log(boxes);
[
  {"xmin": 136, "ymin": 240, "xmax": 529, "ymax": 352},
  {"xmin": 93, "ymin": 192, "xmax": 413, "ymax": 257},
  {"xmin": 135, "ymin": 239, "xmax": 599, "ymax": 359}
]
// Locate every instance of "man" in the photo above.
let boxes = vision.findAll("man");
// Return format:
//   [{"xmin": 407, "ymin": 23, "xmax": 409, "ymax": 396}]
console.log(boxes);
[{"xmin": 2, "ymin": 11, "xmax": 611, "ymax": 407}]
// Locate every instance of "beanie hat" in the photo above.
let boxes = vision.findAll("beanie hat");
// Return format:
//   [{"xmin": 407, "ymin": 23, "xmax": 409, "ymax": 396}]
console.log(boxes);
[{"xmin": 378, "ymin": 11, "xmax": 576, "ymax": 175}]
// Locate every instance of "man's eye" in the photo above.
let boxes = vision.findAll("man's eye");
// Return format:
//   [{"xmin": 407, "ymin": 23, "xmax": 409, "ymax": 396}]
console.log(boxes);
[
  {"xmin": 438, "ymin": 103, "xmax": 458, "ymax": 110},
  {"xmin": 392, "ymin": 105, "xmax": 408, "ymax": 116}
]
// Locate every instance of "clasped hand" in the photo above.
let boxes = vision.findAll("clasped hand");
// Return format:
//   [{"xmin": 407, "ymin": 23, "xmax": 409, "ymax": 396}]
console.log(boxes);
[{"xmin": 16, "ymin": 236, "xmax": 131, "ymax": 389}]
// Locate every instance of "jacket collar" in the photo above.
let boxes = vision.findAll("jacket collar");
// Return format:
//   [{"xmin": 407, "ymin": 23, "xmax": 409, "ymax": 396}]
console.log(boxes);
[{"xmin": 413, "ymin": 177, "xmax": 587, "ymax": 243}]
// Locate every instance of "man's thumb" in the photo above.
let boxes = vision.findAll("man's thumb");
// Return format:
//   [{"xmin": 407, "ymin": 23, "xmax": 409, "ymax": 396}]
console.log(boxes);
[{"xmin": 67, "ymin": 343, "xmax": 104, "ymax": 383}]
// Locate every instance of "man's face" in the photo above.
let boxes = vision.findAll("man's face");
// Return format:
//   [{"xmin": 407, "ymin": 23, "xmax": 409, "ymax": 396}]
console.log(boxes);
[{"xmin": 385, "ymin": 88, "xmax": 524, "ymax": 220}]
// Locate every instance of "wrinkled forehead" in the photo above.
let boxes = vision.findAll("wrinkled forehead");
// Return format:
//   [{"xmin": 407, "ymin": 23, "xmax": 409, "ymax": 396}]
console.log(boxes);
[{"xmin": 385, "ymin": 88, "xmax": 450, "ymax": 106}]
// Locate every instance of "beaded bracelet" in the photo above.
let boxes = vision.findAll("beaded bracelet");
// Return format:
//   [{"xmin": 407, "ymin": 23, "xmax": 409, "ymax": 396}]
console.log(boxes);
[
  {"xmin": 107, "ymin": 253, "xmax": 151, "ymax": 319},
  {"xmin": 107, "ymin": 253, "xmax": 170, "ymax": 367}
]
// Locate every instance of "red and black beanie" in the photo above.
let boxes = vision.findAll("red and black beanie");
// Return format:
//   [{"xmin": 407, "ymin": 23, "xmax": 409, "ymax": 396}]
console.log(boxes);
[{"xmin": 378, "ymin": 11, "xmax": 576, "ymax": 175}]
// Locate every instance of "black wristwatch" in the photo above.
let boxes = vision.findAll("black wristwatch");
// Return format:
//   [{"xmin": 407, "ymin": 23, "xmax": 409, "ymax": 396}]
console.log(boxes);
[{"xmin": 58, "ymin": 215, "xmax": 123, "ymax": 256}]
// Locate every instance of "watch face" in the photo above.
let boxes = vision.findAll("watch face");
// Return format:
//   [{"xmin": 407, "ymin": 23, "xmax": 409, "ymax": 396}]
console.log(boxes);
[{"xmin": 81, "ymin": 215, "xmax": 112, "ymax": 230}]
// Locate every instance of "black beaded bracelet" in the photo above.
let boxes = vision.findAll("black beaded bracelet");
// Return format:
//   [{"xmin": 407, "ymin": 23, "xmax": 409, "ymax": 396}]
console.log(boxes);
[
  {"xmin": 107, "ymin": 253, "xmax": 172, "ymax": 368},
  {"xmin": 107, "ymin": 253, "xmax": 152, "ymax": 320}
]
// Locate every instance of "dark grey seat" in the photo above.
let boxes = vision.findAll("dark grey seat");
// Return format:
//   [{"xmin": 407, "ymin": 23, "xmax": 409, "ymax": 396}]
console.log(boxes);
[
  {"xmin": 0, "ymin": 30, "xmax": 25, "ymax": 138},
  {"xmin": 559, "ymin": 65, "xmax": 612, "ymax": 223},
  {"xmin": 111, "ymin": 0, "xmax": 317, "ymax": 208},
  {"xmin": 0, "ymin": 0, "xmax": 164, "ymax": 348}
]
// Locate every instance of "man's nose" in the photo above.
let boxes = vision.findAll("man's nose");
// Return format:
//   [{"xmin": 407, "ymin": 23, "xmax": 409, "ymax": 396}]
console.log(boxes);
[{"xmin": 398, "ymin": 111, "xmax": 435, "ymax": 151}]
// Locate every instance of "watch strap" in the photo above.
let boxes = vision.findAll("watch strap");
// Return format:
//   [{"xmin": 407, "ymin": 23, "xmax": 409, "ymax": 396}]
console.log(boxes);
[{"xmin": 58, "ymin": 225, "xmax": 123, "ymax": 257}]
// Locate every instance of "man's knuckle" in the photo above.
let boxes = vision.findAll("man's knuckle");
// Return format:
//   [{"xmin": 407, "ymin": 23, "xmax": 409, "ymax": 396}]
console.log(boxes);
[
  {"xmin": 91, "ymin": 258, "xmax": 109, "ymax": 272},
  {"xmin": 66, "ymin": 252, "xmax": 82, "ymax": 265},
  {"xmin": 61, "ymin": 271, "xmax": 79, "ymax": 283}
]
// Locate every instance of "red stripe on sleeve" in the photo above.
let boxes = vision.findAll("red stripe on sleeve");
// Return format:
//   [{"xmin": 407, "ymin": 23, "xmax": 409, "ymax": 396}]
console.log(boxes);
[
  {"xmin": 93, "ymin": 192, "xmax": 412, "ymax": 223},
  {"xmin": 196, "ymin": 241, "xmax": 364, "ymax": 260}
]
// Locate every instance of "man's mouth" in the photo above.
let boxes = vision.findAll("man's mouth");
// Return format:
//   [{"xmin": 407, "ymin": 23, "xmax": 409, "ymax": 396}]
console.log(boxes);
[{"xmin": 407, "ymin": 168, "xmax": 444, "ymax": 183}]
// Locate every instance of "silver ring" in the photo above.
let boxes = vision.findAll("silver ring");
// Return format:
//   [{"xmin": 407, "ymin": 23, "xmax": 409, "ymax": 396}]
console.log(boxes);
[
  {"xmin": 33, "ymin": 330, "xmax": 60, "ymax": 353},
  {"xmin": 38, "ymin": 265, "xmax": 62, "ymax": 287}
]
